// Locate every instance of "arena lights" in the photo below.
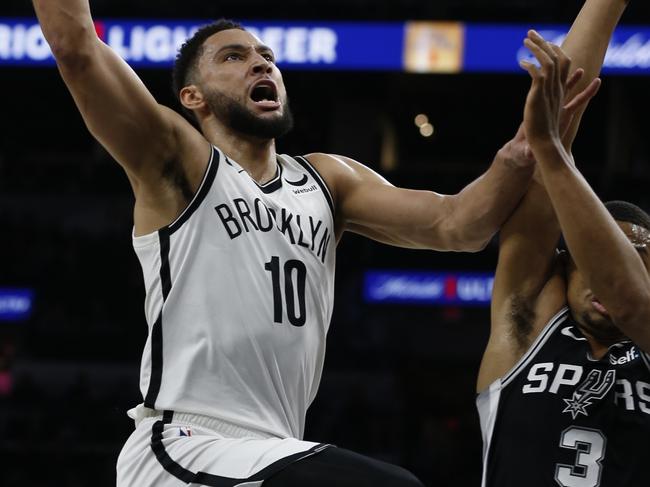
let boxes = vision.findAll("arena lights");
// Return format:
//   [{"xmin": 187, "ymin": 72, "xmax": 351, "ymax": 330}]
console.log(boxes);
[
  {"xmin": 420, "ymin": 124, "xmax": 435, "ymax": 137},
  {"xmin": 414, "ymin": 114, "xmax": 435, "ymax": 138},
  {"xmin": 2, "ymin": 18, "xmax": 650, "ymax": 74},
  {"xmin": 363, "ymin": 270, "xmax": 494, "ymax": 306},
  {"xmin": 414, "ymin": 114, "xmax": 429, "ymax": 127},
  {"xmin": 0, "ymin": 289, "xmax": 34, "ymax": 321}
]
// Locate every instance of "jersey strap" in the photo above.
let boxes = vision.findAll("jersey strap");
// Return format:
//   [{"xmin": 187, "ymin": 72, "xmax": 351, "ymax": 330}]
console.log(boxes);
[
  {"xmin": 294, "ymin": 156, "xmax": 335, "ymax": 217},
  {"xmin": 168, "ymin": 146, "xmax": 220, "ymax": 235}
]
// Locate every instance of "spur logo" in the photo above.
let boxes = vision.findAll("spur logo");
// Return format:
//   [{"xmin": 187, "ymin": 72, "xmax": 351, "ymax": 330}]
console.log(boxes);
[{"xmin": 562, "ymin": 369, "xmax": 616, "ymax": 419}]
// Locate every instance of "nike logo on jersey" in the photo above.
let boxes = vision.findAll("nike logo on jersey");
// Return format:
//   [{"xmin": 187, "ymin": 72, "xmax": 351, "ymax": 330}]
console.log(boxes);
[
  {"xmin": 561, "ymin": 326, "xmax": 588, "ymax": 341},
  {"xmin": 215, "ymin": 197, "xmax": 332, "ymax": 263},
  {"xmin": 285, "ymin": 174, "xmax": 309, "ymax": 186}
]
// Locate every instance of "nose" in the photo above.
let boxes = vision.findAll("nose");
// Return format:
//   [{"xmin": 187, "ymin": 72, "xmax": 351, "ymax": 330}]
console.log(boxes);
[{"xmin": 251, "ymin": 55, "xmax": 273, "ymax": 75}]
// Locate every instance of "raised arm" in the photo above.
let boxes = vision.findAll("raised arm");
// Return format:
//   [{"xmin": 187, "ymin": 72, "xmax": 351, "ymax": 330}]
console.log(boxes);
[
  {"xmin": 523, "ymin": 34, "xmax": 650, "ymax": 354},
  {"xmin": 492, "ymin": 0, "xmax": 629, "ymax": 321},
  {"xmin": 33, "ymin": 0, "xmax": 208, "ymax": 231},
  {"xmin": 478, "ymin": 0, "xmax": 628, "ymax": 391},
  {"xmin": 560, "ymin": 0, "xmax": 629, "ymax": 148}
]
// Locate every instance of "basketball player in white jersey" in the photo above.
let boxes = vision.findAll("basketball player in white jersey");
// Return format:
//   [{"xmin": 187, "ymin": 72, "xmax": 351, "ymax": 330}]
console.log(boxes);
[
  {"xmin": 33, "ymin": 1, "xmax": 594, "ymax": 485},
  {"xmin": 477, "ymin": 1, "xmax": 650, "ymax": 485}
]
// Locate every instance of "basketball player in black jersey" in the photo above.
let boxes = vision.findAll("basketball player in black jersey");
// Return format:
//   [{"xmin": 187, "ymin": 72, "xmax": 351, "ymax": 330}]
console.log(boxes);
[
  {"xmin": 33, "ymin": 1, "xmax": 602, "ymax": 485},
  {"xmin": 478, "ymin": 3, "xmax": 650, "ymax": 486}
]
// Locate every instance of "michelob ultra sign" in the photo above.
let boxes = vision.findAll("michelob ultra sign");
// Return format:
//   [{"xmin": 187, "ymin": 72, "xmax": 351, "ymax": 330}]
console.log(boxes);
[{"xmin": 364, "ymin": 270, "xmax": 494, "ymax": 306}]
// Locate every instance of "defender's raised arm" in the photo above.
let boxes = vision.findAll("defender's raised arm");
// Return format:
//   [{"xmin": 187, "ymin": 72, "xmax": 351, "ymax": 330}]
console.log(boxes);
[
  {"xmin": 479, "ymin": 0, "xmax": 628, "ymax": 391},
  {"xmin": 523, "ymin": 32, "xmax": 650, "ymax": 353}
]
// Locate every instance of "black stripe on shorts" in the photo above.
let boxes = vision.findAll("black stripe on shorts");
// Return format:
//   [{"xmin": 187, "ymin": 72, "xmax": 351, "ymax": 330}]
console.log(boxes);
[{"xmin": 150, "ymin": 411, "xmax": 330, "ymax": 486}]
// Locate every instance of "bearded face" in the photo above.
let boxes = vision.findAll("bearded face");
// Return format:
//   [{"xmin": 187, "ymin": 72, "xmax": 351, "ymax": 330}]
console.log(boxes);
[{"xmin": 203, "ymin": 86, "xmax": 294, "ymax": 140}]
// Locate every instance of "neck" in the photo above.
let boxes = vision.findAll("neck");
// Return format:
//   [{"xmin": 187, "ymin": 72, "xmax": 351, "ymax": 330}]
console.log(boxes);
[
  {"xmin": 585, "ymin": 335, "xmax": 610, "ymax": 360},
  {"xmin": 578, "ymin": 326, "xmax": 624, "ymax": 360},
  {"xmin": 201, "ymin": 118, "xmax": 278, "ymax": 184}
]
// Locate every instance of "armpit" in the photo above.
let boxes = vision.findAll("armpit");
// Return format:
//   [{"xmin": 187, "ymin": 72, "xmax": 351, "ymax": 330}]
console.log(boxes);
[
  {"xmin": 162, "ymin": 157, "xmax": 194, "ymax": 202},
  {"xmin": 509, "ymin": 295, "xmax": 537, "ymax": 352}
]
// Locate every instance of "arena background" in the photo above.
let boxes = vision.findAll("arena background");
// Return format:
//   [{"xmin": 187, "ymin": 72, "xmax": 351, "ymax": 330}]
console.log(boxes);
[{"xmin": 2, "ymin": 1, "xmax": 650, "ymax": 485}]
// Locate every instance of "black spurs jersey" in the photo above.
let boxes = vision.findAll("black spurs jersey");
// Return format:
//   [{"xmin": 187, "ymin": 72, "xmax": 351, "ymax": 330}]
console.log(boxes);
[{"xmin": 477, "ymin": 307, "xmax": 650, "ymax": 487}]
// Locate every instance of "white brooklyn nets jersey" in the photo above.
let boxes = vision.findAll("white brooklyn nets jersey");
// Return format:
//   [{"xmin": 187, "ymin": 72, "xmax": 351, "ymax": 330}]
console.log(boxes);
[{"xmin": 132, "ymin": 146, "xmax": 336, "ymax": 440}]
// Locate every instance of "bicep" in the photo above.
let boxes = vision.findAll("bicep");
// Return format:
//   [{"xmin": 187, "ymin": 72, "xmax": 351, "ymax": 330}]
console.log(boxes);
[
  {"xmin": 333, "ymin": 156, "xmax": 452, "ymax": 250},
  {"xmin": 491, "ymin": 176, "xmax": 561, "ymax": 317},
  {"xmin": 488, "ymin": 174, "xmax": 567, "ymax": 370},
  {"xmin": 56, "ymin": 37, "xmax": 190, "ymax": 179}
]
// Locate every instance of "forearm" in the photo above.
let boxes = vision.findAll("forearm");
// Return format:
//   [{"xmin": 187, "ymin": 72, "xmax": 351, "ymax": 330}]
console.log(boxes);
[
  {"xmin": 563, "ymin": 0, "xmax": 627, "ymax": 80},
  {"xmin": 535, "ymin": 141, "xmax": 650, "ymax": 316},
  {"xmin": 33, "ymin": 0, "xmax": 96, "ymax": 54},
  {"xmin": 445, "ymin": 148, "xmax": 534, "ymax": 251},
  {"xmin": 561, "ymin": 0, "xmax": 628, "ymax": 145}
]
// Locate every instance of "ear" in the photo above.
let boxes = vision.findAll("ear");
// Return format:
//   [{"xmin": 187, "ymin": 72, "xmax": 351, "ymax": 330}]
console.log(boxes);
[{"xmin": 180, "ymin": 85, "xmax": 206, "ymax": 112}]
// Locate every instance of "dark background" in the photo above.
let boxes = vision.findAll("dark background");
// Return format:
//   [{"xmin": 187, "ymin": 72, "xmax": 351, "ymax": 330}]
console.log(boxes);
[{"xmin": 1, "ymin": 1, "xmax": 650, "ymax": 486}]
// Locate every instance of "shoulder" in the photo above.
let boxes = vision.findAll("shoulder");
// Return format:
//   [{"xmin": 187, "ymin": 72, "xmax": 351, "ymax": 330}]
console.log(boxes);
[
  {"xmin": 303, "ymin": 153, "xmax": 384, "ymax": 178},
  {"xmin": 302, "ymin": 153, "xmax": 356, "ymax": 183},
  {"xmin": 303, "ymin": 152, "xmax": 391, "ymax": 199}
]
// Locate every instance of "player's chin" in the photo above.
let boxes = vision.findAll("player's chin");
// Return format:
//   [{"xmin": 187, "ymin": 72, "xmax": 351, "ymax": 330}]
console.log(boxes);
[
  {"xmin": 257, "ymin": 109, "xmax": 285, "ymax": 120},
  {"xmin": 580, "ymin": 309, "xmax": 619, "ymax": 339}
]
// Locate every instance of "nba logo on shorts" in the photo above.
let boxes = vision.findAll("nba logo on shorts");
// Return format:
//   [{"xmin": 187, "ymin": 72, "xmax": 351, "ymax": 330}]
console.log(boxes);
[{"xmin": 179, "ymin": 427, "xmax": 193, "ymax": 437}]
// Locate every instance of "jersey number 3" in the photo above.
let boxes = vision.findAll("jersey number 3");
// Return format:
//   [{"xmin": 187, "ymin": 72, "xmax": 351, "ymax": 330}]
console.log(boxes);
[
  {"xmin": 265, "ymin": 256, "xmax": 307, "ymax": 327},
  {"xmin": 554, "ymin": 427, "xmax": 606, "ymax": 487}
]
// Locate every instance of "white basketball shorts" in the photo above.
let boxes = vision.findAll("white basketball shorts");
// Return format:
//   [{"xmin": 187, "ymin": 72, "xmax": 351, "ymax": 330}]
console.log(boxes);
[{"xmin": 116, "ymin": 407, "xmax": 330, "ymax": 487}]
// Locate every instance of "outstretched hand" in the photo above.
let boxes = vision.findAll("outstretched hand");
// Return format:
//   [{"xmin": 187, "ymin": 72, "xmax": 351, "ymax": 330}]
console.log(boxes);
[{"xmin": 520, "ymin": 30, "xmax": 601, "ymax": 150}]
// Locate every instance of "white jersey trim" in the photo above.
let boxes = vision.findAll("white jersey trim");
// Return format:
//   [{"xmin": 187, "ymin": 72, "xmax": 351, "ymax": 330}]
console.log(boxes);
[{"xmin": 477, "ymin": 380, "xmax": 502, "ymax": 487}]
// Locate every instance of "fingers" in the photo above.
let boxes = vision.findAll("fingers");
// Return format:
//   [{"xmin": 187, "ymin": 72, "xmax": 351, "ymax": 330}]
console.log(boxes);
[
  {"xmin": 519, "ymin": 59, "xmax": 541, "ymax": 80},
  {"xmin": 525, "ymin": 30, "xmax": 557, "ymax": 88},
  {"xmin": 549, "ymin": 43, "xmax": 571, "ymax": 87},
  {"xmin": 523, "ymin": 36, "xmax": 554, "ymax": 81},
  {"xmin": 522, "ymin": 30, "xmax": 572, "ymax": 91},
  {"xmin": 564, "ymin": 78, "xmax": 602, "ymax": 112},
  {"xmin": 564, "ymin": 68, "xmax": 585, "ymax": 95}
]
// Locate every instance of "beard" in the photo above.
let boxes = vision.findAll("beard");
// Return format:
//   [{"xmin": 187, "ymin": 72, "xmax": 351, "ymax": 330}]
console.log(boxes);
[
  {"xmin": 204, "ymin": 88, "xmax": 294, "ymax": 140},
  {"xmin": 579, "ymin": 312, "xmax": 626, "ymax": 345}
]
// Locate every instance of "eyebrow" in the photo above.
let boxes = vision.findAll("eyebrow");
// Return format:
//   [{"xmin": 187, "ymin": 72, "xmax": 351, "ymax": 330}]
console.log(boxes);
[{"xmin": 214, "ymin": 43, "xmax": 274, "ymax": 57}]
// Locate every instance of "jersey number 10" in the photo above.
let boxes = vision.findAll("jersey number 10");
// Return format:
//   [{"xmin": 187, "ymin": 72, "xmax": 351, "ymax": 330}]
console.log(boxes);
[{"xmin": 265, "ymin": 256, "xmax": 307, "ymax": 327}]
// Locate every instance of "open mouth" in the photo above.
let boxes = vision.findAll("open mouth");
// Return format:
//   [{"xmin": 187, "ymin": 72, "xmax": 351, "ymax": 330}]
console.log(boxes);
[
  {"xmin": 591, "ymin": 297, "xmax": 609, "ymax": 316},
  {"xmin": 249, "ymin": 81, "xmax": 280, "ymax": 108}
]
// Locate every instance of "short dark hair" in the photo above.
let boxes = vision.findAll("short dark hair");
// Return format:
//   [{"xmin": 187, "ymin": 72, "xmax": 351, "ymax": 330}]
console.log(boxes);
[
  {"xmin": 605, "ymin": 200, "xmax": 650, "ymax": 231},
  {"xmin": 172, "ymin": 19, "xmax": 245, "ymax": 98}
]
